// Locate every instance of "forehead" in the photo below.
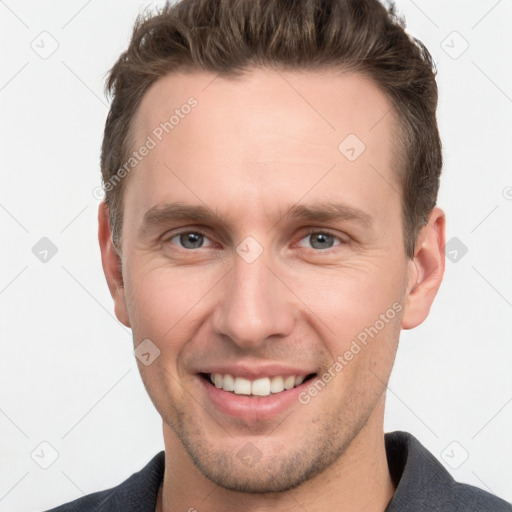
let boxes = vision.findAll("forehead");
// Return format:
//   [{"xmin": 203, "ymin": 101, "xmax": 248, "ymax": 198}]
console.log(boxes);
[
  {"xmin": 125, "ymin": 67, "xmax": 400, "ymax": 234},
  {"xmin": 133, "ymin": 67, "xmax": 395, "ymax": 150}
]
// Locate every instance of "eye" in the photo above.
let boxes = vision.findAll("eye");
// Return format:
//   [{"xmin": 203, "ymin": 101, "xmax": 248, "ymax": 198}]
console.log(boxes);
[
  {"xmin": 163, "ymin": 228, "xmax": 347, "ymax": 252},
  {"xmin": 164, "ymin": 230, "xmax": 216, "ymax": 250},
  {"xmin": 297, "ymin": 230, "xmax": 346, "ymax": 251}
]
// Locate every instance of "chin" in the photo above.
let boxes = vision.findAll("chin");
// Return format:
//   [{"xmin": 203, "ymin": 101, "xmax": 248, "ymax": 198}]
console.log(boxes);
[{"xmin": 175, "ymin": 420, "xmax": 356, "ymax": 494}]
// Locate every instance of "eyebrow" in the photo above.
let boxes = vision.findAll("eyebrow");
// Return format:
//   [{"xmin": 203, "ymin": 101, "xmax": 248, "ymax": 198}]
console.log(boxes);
[{"xmin": 140, "ymin": 201, "xmax": 373, "ymax": 235}]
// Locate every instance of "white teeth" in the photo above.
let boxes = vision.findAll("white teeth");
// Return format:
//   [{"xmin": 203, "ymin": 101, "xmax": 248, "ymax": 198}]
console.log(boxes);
[
  {"xmin": 208, "ymin": 373, "xmax": 309, "ymax": 396},
  {"xmin": 284, "ymin": 376, "xmax": 295, "ymax": 390},
  {"xmin": 251, "ymin": 377, "xmax": 271, "ymax": 396},
  {"xmin": 234, "ymin": 377, "xmax": 251, "ymax": 395},
  {"xmin": 222, "ymin": 373, "xmax": 234, "ymax": 392},
  {"xmin": 213, "ymin": 373, "xmax": 223, "ymax": 388},
  {"xmin": 270, "ymin": 376, "xmax": 284, "ymax": 393}
]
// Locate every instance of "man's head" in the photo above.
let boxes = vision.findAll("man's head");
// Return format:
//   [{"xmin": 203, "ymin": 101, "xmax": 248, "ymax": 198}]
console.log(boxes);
[
  {"xmin": 98, "ymin": 0, "xmax": 445, "ymax": 497},
  {"xmin": 101, "ymin": 0, "xmax": 442, "ymax": 260}
]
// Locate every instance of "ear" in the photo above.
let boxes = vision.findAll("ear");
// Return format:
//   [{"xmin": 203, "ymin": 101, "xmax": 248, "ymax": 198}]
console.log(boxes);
[
  {"xmin": 402, "ymin": 206, "xmax": 446, "ymax": 330},
  {"xmin": 98, "ymin": 201, "xmax": 131, "ymax": 328}
]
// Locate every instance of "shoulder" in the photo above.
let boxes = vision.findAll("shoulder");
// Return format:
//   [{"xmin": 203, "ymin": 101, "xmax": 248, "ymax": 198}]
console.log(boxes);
[
  {"xmin": 41, "ymin": 451, "xmax": 165, "ymax": 512},
  {"xmin": 385, "ymin": 431, "xmax": 512, "ymax": 512},
  {"xmin": 446, "ymin": 480, "xmax": 512, "ymax": 512},
  {"xmin": 43, "ymin": 487, "xmax": 116, "ymax": 512}
]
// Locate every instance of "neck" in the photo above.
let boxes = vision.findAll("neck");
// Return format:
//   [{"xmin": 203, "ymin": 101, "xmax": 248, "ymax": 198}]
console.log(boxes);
[{"xmin": 157, "ymin": 398, "xmax": 394, "ymax": 512}]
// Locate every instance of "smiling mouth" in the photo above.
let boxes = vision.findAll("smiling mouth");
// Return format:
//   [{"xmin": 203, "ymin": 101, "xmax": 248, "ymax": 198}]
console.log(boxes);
[{"xmin": 199, "ymin": 372, "xmax": 317, "ymax": 397}]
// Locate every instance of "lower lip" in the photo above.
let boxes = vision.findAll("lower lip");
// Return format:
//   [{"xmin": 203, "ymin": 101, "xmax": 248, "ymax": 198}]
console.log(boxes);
[{"xmin": 198, "ymin": 375, "xmax": 311, "ymax": 422}]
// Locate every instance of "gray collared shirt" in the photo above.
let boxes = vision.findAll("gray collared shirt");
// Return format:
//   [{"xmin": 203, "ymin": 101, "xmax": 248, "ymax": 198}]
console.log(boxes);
[{"xmin": 44, "ymin": 431, "xmax": 512, "ymax": 511}]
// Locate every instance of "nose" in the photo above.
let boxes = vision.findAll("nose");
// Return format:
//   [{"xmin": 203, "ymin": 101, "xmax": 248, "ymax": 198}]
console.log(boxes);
[{"xmin": 211, "ymin": 246, "xmax": 295, "ymax": 349}]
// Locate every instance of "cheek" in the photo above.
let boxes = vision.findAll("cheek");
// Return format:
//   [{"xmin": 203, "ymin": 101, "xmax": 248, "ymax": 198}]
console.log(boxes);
[
  {"xmin": 124, "ymin": 263, "xmax": 215, "ymax": 343},
  {"xmin": 124, "ymin": 266, "xmax": 207, "ymax": 403},
  {"xmin": 294, "ymin": 260, "xmax": 405, "ymax": 334},
  {"xmin": 289, "ymin": 259, "xmax": 405, "ymax": 386},
  {"xmin": 124, "ymin": 248, "xmax": 407, "ymax": 358}
]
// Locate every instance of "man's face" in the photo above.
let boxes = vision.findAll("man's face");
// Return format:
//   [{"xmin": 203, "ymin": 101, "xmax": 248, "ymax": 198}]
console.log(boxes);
[{"xmin": 111, "ymin": 68, "xmax": 418, "ymax": 492}]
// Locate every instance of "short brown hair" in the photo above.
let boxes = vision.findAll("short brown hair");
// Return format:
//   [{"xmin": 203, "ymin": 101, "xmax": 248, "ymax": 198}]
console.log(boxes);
[{"xmin": 101, "ymin": 0, "xmax": 442, "ymax": 258}]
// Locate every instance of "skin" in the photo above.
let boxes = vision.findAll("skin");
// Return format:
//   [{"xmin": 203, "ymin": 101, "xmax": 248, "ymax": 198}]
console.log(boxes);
[{"xmin": 98, "ymin": 68, "xmax": 445, "ymax": 512}]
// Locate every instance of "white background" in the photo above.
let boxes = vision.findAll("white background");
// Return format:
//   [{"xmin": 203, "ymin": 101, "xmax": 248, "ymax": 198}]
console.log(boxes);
[{"xmin": 1, "ymin": 0, "xmax": 511, "ymax": 510}]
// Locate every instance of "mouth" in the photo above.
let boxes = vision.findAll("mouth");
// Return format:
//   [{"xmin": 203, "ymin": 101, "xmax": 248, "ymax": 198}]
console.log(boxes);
[
  {"xmin": 199, "ymin": 372, "xmax": 317, "ymax": 397},
  {"xmin": 196, "ymin": 366, "xmax": 319, "ymax": 421}
]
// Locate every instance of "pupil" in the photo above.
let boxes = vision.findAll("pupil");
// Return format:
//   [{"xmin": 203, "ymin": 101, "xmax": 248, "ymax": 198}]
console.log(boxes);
[
  {"xmin": 181, "ymin": 233, "xmax": 203, "ymax": 249},
  {"xmin": 311, "ymin": 233, "xmax": 333, "ymax": 250}
]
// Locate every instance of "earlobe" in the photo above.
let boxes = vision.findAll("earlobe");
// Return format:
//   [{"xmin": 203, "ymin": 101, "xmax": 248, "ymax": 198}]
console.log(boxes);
[
  {"xmin": 98, "ymin": 201, "xmax": 131, "ymax": 328},
  {"xmin": 402, "ymin": 207, "xmax": 446, "ymax": 330}
]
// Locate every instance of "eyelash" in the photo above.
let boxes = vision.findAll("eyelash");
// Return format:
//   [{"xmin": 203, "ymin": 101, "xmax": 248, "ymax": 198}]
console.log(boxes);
[{"xmin": 162, "ymin": 228, "xmax": 347, "ymax": 253}]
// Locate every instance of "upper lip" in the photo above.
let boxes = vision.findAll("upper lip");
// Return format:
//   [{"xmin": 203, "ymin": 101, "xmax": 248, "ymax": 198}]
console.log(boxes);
[{"xmin": 196, "ymin": 364, "xmax": 316, "ymax": 380}]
